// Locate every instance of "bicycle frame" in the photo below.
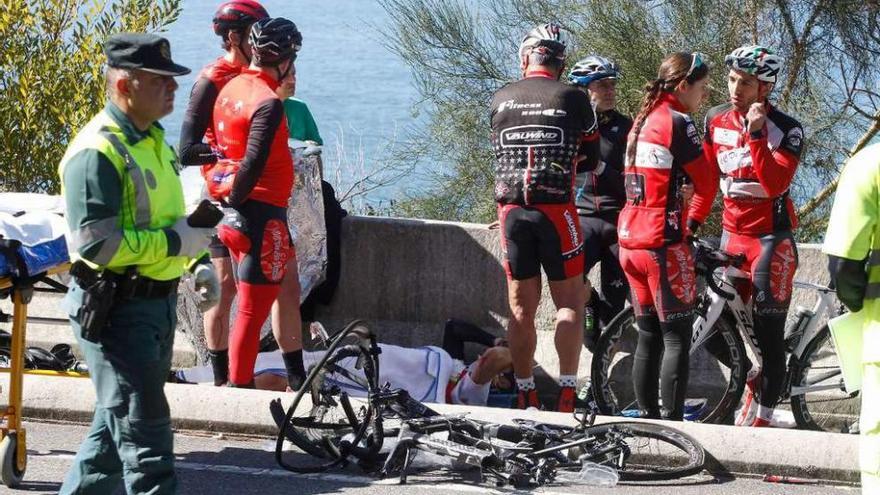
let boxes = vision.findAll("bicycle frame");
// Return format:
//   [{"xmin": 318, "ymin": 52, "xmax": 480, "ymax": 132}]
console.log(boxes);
[
  {"xmin": 692, "ymin": 267, "xmax": 842, "ymax": 397},
  {"xmin": 691, "ymin": 265, "xmax": 764, "ymax": 382},
  {"xmin": 788, "ymin": 281, "xmax": 842, "ymax": 397},
  {"xmin": 787, "ymin": 281, "xmax": 838, "ymax": 358}
]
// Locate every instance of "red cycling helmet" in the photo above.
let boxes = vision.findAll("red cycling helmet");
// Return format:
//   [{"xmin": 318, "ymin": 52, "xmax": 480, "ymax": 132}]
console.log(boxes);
[{"xmin": 212, "ymin": 0, "xmax": 269, "ymax": 37}]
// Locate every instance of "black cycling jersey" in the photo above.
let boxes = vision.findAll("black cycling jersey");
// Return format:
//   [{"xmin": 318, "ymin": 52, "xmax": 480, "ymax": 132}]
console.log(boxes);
[
  {"xmin": 575, "ymin": 109, "xmax": 633, "ymax": 216},
  {"xmin": 490, "ymin": 72, "xmax": 599, "ymax": 205},
  {"xmin": 179, "ymin": 77, "xmax": 221, "ymax": 166}
]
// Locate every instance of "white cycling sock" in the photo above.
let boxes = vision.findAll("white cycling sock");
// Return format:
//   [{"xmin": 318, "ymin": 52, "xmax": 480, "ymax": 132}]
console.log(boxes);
[
  {"xmin": 516, "ymin": 376, "xmax": 536, "ymax": 392},
  {"xmin": 757, "ymin": 405, "xmax": 774, "ymax": 422},
  {"xmin": 558, "ymin": 374, "xmax": 577, "ymax": 388}
]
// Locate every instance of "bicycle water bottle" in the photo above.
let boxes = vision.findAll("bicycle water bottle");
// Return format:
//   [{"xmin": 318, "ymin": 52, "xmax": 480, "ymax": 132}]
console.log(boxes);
[{"xmin": 555, "ymin": 460, "xmax": 619, "ymax": 486}]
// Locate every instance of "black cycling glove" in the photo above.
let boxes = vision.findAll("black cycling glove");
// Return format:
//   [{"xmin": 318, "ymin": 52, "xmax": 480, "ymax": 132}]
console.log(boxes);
[{"xmin": 828, "ymin": 254, "xmax": 868, "ymax": 312}]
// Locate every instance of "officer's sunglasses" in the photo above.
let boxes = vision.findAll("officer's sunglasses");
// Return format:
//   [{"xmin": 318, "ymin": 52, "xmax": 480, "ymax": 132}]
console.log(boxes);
[{"xmin": 686, "ymin": 52, "xmax": 708, "ymax": 80}]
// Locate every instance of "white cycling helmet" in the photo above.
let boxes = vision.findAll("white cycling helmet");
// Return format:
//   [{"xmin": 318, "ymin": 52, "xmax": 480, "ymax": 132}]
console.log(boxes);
[
  {"xmin": 518, "ymin": 22, "xmax": 569, "ymax": 62},
  {"xmin": 725, "ymin": 45, "xmax": 782, "ymax": 83},
  {"xmin": 568, "ymin": 55, "xmax": 620, "ymax": 86}
]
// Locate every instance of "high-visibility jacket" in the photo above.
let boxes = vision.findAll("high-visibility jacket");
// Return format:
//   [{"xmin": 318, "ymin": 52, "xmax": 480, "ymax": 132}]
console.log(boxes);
[
  {"xmin": 59, "ymin": 103, "xmax": 193, "ymax": 281},
  {"xmin": 824, "ymin": 143, "xmax": 880, "ymax": 362}
]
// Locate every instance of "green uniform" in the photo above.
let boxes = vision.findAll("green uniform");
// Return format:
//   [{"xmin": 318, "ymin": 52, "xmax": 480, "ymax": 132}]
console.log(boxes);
[
  {"xmin": 58, "ymin": 103, "xmax": 191, "ymax": 494},
  {"xmin": 283, "ymin": 97, "xmax": 323, "ymax": 144},
  {"xmin": 823, "ymin": 142, "xmax": 880, "ymax": 492}
]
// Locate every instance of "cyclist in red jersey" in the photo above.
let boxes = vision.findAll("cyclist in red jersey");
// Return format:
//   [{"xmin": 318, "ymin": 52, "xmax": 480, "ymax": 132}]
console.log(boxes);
[
  {"xmin": 618, "ymin": 52, "xmax": 715, "ymax": 420},
  {"xmin": 211, "ymin": 17, "xmax": 303, "ymax": 388},
  {"xmin": 178, "ymin": 0, "xmax": 269, "ymax": 386},
  {"xmin": 702, "ymin": 45, "xmax": 804, "ymax": 427},
  {"xmin": 490, "ymin": 23, "xmax": 600, "ymax": 412}
]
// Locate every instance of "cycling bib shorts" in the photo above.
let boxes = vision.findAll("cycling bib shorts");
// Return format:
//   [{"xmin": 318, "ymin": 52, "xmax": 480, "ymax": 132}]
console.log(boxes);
[
  {"xmin": 498, "ymin": 202, "xmax": 584, "ymax": 281},
  {"xmin": 620, "ymin": 241, "xmax": 696, "ymax": 322}
]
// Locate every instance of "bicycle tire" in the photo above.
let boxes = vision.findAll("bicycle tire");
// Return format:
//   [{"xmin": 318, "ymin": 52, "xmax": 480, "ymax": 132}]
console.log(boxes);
[
  {"xmin": 562, "ymin": 421, "xmax": 706, "ymax": 481},
  {"xmin": 275, "ymin": 320, "xmax": 383, "ymax": 473},
  {"xmin": 789, "ymin": 324, "xmax": 860, "ymax": 433},
  {"xmin": 590, "ymin": 306, "xmax": 748, "ymax": 423}
]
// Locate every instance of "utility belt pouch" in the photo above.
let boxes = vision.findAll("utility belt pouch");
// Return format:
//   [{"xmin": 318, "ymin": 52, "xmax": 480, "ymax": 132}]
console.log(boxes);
[
  {"xmin": 70, "ymin": 261, "xmax": 120, "ymax": 343},
  {"xmin": 79, "ymin": 278, "xmax": 117, "ymax": 343}
]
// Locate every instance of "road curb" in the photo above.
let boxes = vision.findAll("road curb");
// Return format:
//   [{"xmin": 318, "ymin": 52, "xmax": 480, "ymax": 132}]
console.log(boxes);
[{"xmin": 11, "ymin": 374, "xmax": 860, "ymax": 484}]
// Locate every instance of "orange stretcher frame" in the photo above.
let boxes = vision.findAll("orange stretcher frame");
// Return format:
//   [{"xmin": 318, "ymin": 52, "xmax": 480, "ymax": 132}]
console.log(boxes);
[{"xmin": 0, "ymin": 262, "xmax": 88, "ymax": 487}]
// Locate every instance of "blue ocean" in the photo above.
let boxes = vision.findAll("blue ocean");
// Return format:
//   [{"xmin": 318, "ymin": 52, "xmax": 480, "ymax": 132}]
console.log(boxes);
[{"xmin": 162, "ymin": 0, "xmax": 423, "ymax": 205}]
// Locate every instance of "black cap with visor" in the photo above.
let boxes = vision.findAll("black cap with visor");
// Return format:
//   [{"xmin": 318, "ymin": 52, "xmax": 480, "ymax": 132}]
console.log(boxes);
[{"xmin": 104, "ymin": 33, "xmax": 191, "ymax": 76}]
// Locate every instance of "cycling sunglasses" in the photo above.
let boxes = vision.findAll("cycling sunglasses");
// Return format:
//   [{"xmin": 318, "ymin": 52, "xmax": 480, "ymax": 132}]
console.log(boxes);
[{"xmin": 686, "ymin": 52, "xmax": 708, "ymax": 79}]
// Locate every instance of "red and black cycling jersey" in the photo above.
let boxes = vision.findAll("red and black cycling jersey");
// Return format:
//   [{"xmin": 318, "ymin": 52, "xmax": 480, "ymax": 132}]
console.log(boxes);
[
  {"xmin": 213, "ymin": 69, "xmax": 293, "ymax": 208},
  {"xmin": 618, "ymin": 93, "xmax": 715, "ymax": 250},
  {"xmin": 490, "ymin": 71, "xmax": 599, "ymax": 205},
  {"xmin": 179, "ymin": 57, "xmax": 244, "ymax": 166},
  {"xmin": 703, "ymin": 102, "xmax": 803, "ymax": 235},
  {"xmin": 575, "ymin": 109, "xmax": 633, "ymax": 216}
]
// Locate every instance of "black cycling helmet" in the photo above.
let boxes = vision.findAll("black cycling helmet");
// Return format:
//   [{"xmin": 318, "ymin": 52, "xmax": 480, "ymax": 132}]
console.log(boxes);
[
  {"xmin": 213, "ymin": 0, "xmax": 269, "ymax": 38},
  {"xmin": 249, "ymin": 17, "xmax": 303, "ymax": 67}
]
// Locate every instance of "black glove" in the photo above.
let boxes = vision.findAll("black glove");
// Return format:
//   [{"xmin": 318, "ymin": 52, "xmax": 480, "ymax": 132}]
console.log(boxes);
[
  {"xmin": 687, "ymin": 218, "xmax": 702, "ymax": 235},
  {"xmin": 828, "ymin": 254, "xmax": 868, "ymax": 312}
]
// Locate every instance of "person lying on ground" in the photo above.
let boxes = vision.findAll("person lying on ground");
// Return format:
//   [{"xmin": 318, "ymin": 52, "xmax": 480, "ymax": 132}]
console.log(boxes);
[{"xmin": 172, "ymin": 319, "xmax": 515, "ymax": 407}]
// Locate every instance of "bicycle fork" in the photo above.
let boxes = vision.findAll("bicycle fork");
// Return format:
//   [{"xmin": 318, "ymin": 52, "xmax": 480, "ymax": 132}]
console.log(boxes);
[{"xmin": 691, "ymin": 278, "xmax": 764, "ymax": 383}]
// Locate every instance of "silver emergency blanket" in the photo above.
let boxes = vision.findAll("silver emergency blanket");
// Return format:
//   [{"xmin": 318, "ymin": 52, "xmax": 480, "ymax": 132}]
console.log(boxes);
[{"xmin": 177, "ymin": 147, "xmax": 328, "ymax": 364}]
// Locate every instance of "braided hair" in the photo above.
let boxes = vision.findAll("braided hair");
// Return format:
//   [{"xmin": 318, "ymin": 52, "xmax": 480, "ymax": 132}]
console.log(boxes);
[{"xmin": 625, "ymin": 52, "xmax": 710, "ymax": 167}]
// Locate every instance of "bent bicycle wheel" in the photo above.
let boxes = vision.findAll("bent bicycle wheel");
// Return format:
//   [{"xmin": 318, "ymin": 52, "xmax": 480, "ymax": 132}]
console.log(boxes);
[
  {"xmin": 275, "ymin": 320, "xmax": 384, "ymax": 473},
  {"xmin": 789, "ymin": 325, "xmax": 860, "ymax": 433},
  {"xmin": 591, "ymin": 306, "xmax": 747, "ymax": 424},
  {"xmin": 567, "ymin": 421, "xmax": 706, "ymax": 481}
]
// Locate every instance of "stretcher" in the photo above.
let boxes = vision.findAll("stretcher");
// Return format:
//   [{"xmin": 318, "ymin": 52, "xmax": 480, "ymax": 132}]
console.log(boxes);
[{"xmin": 0, "ymin": 194, "xmax": 82, "ymax": 487}]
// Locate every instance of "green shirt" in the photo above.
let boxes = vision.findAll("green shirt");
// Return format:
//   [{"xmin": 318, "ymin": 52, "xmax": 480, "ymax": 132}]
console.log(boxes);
[{"xmin": 283, "ymin": 98, "xmax": 323, "ymax": 145}]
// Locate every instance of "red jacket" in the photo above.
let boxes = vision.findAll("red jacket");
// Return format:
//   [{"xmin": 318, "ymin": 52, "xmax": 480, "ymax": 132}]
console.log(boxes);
[
  {"xmin": 703, "ymin": 102, "xmax": 803, "ymax": 235},
  {"xmin": 198, "ymin": 57, "xmax": 243, "ymax": 148},
  {"xmin": 213, "ymin": 69, "xmax": 293, "ymax": 208},
  {"xmin": 618, "ymin": 93, "xmax": 715, "ymax": 249}
]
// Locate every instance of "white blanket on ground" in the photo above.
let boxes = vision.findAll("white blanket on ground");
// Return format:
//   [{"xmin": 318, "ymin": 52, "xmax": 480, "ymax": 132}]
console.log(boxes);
[{"xmin": 180, "ymin": 343, "xmax": 460, "ymax": 404}]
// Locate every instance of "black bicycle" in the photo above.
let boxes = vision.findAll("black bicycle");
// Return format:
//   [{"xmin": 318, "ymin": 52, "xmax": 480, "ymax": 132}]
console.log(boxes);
[{"xmin": 272, "ymin": 320, "xmax": 706, "ymax": 487}]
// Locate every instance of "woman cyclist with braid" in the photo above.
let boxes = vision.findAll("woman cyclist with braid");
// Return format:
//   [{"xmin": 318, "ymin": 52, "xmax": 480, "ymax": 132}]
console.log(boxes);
[{"xmin": 617, "ymin": 52, "xmax": 715, "ymax": 421}]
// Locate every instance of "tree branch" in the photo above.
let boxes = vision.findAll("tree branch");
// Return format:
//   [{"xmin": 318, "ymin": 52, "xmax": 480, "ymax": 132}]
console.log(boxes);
[{"xmin": 797, "ymin": 109, "xmax": 880, "ymax": 219}]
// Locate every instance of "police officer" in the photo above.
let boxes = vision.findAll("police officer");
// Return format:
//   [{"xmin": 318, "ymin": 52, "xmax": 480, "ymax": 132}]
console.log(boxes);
[
  {"xmin": 824, "ymin": 143, "xmax": 880, "ymax": 492},
  {"xmin": 58, "ymin": 33, "xmax": 218, "ymax": 494}
]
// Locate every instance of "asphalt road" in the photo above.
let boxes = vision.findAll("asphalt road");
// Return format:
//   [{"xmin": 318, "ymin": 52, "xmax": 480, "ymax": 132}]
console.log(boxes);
[{"xmin": 9, "ymin": 420, "xmax": 859, "ymax": 495}]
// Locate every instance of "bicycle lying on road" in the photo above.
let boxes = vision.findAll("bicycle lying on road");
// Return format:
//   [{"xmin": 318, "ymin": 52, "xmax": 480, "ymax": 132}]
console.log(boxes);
[
  {"xmin": 590, "ymin": 238, "xmax": 859, "ymax": 433},
  {"xmin": 271, "ymin": 320, "xmax": 706, "ymax": 487}
]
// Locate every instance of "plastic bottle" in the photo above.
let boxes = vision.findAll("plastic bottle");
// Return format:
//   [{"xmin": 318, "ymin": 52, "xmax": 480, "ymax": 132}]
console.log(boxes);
[{"xmin": 555, "ymin": 460, "xmax": 619, "ymax": 486}]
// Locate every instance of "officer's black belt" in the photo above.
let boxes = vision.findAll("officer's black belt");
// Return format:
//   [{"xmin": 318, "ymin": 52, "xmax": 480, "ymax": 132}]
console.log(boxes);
[
  {"xmin": 126, "ymin": 278, "xmax": 179, "ymax": 299},
  {"xmin": 70, "ymin": 261, "xmax": 179, "ymax": 299}
]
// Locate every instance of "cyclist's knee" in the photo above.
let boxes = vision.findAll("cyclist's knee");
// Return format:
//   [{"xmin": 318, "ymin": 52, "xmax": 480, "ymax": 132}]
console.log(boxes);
[{"xmin": 509, "ymin": 304, "xmax": 537, "ymax": 325}]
